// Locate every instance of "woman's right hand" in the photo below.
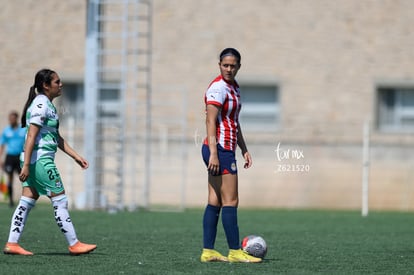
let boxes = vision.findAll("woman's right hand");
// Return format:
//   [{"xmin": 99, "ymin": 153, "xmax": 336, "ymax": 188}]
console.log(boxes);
[
  {"xmin": 208, "ymin": 154, "xmax": 220, "ymax": 175},
  {"xmin": 19, "ymin": 165, "xmax": 30, "ymax": 182}
]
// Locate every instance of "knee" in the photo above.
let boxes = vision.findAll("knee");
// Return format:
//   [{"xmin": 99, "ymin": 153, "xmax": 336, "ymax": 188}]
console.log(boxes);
[
  {"xmin": 221, "ymin": 190, "xmax": 239, "ymax": 206},
  {"xmin": 207, "ymin": 197, "xmax": 222, "ymax": 207},
  {"xmin": 22, "ymin": 187, "xmax": 39, "ymax": 200},
  {"xmin": 221, "ymin": 197, "xmax": 238, "ymax": 207},
  {"xmin": 51, "ymin": 194, "xmax": 68, "ymax": 208}
]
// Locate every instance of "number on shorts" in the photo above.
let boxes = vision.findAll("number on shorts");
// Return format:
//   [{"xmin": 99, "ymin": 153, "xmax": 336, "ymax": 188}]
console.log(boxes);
[{"xmin": 47, "ymin": 168, "xmax": 59, "ymax": 180}]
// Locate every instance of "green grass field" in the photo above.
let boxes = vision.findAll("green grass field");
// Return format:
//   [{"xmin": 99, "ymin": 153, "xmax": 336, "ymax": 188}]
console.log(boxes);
[{"xmin": 1, "ymin": 203, "xmax": 414, "ymax": 274}]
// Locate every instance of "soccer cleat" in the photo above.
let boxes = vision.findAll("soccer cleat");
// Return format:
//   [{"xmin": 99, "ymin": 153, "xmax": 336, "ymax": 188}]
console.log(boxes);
[
  {"xmin": 3, "ymin": 243, "xmax": 33, "ymax": 256},
  {"xmin": 228, "ymin": 249, "xmax": 262, "ymax": 263},
  {"xmin": 68, "ymin": 241, "xmax": 97, "ymax": 255},
  {"xmin": 200, "ymin": 248, "xmax": 229, "ymax": 262}
]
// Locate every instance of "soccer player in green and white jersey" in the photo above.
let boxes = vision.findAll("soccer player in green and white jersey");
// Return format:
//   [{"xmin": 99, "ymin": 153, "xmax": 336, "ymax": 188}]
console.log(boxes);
[{"xmin": 3, "ymin": 69, "xmax": 96, "ymax": 256}]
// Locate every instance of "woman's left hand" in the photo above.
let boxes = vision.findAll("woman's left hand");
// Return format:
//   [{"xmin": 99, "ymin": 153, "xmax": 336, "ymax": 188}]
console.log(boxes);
[{"xmin": 75, "ymin": 156, "xmax": 89, "ymax": 169}]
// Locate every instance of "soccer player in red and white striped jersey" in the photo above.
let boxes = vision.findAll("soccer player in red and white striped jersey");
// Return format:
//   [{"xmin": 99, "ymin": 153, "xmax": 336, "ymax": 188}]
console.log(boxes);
[
  {"xmin": 200, "ymin": 48, "xmax": 261, "ymax": 263},
  {"xmin": 204, "ymin": 73, "xmax": 240, "ymax": 152}
]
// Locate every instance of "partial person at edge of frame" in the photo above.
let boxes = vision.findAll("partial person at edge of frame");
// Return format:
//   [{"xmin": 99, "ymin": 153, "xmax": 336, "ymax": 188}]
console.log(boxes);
[{"xmin": 0, "ymin": 110, "xmax": 26, "ymax": 207}]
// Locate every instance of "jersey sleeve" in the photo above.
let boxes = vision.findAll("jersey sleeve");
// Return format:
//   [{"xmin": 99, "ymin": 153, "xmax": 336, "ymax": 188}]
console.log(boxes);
[
  {"xmin": 205, "ymin": 84, "xmax": 226, "ymax": 107},
  {"xmin": 28, "ymin": 97, "xmax": 47, "ymax": 126}
]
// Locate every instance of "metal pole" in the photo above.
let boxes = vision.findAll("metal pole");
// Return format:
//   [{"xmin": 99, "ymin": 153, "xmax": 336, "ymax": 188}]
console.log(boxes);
[
  {"xmin": 84, "ymin": 0, "xmax": 99, "ymax": 209},
  {"xmin": 362, "ymin": 119, "xmax": 370, "ymax": 217},
  {"xmin": 66, "ymin": 116, "xmax": 75, "ymax": 208},
  {"xmin": 142, "ymin": 0, "xmax": 152, "ymax": 209}
]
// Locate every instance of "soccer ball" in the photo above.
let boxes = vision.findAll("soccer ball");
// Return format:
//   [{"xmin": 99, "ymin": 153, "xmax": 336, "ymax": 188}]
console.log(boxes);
[{"xmin": 241, "ymin": 235, "xmax": 267, "ymax": 259}]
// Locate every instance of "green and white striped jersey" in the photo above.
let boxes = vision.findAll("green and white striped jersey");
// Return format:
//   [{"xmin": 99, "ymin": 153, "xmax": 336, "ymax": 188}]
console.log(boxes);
[{"xmin": 21, "ymin": 94, "xmax": 59, "ymax": 164}]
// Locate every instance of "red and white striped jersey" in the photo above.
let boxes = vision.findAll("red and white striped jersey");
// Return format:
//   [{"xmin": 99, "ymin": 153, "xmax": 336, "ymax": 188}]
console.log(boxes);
[{"xmin": 204, "ymin": 75, "xmax": 241, "ymax": 152}]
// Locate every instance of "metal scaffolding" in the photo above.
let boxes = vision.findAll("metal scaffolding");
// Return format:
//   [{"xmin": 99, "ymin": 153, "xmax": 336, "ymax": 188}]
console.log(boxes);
[{"xmin": 84, "ymin": 0, "xmax": 152, "ymax": 210}]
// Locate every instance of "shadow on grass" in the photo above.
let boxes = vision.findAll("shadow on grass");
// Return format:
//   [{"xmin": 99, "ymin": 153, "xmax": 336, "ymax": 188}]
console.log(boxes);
[{"xmin": 36, "ymin": 252, "xmax": 104, "ymax": 256}]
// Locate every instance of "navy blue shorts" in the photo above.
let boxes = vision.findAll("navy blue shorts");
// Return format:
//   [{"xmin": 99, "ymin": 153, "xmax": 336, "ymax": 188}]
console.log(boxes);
[
  {"xmin": 202, "ymin": 144, "xmax": 237, "ymax": 175},
  {"xmin": 4, "ymin": 155, "xmax": 21, "ymax": 175}
]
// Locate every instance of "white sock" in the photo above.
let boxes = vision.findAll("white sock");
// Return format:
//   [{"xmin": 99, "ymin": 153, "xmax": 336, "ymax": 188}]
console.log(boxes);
[
  {"xmin": 51, "ymin": 195, "xmax": 78, "ymax": 246},
  {"xmin": 8, "ymin": 196, "xmax": 36, "ymax": 243}
]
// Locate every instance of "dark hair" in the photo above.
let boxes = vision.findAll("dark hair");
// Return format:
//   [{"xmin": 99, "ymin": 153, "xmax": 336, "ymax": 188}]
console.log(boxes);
[
  {"xmin": 219, "ymin": 48, "xmax": 241, "ymax": 63},
  {"xmin": 21, "ymin": 68, "xmax": 56, "ymax": 127},
  {"xmin": 9, "ymin": 110, "xmax": 19, "ymax": 118}
]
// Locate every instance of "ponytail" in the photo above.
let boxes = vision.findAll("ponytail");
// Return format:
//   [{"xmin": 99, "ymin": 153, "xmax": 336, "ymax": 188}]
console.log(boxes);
[
  {"xmin": 21, "ymin": 68, "xmax": 56, "ymax": 127},
  {"xmin": 21, "ymin": 86, "xmax": 37, "ymax": 127}
]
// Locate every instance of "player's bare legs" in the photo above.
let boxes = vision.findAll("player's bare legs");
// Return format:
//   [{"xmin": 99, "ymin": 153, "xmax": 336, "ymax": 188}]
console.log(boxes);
[
  {"xmin": 208, "ymin": 174, "xmax": 222, "ymax": 206},
  {"xmin": 220, "ymin": 174, "xmax": 238, "ymax": 207}
]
